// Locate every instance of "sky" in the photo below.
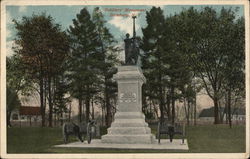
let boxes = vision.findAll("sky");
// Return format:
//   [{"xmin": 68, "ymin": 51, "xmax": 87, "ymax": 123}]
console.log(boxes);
[
  {"xmin": 5, "ymin": 5, "xmax": 244, "ymax": 110},
  {"xmin": 6, "ymin": 5, "xmax": 244, "ymax": 57}
]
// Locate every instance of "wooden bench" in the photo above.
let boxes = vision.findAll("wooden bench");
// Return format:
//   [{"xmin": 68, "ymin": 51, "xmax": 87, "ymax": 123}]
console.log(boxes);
[{"xmin": 157, "ymin": 119, "xmax": 185, "ymax": 144}]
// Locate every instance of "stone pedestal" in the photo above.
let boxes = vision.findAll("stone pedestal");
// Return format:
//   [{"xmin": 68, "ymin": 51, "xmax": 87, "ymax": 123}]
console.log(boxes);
[{"xmin": 101, "ymin": 66, "xmax": 156, "ymax": 144}]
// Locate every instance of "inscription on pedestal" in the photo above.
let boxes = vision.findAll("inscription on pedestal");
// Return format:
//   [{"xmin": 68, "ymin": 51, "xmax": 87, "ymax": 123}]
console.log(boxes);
[{"xmin": 119, "ymin": 92, "xmax": 136, "ymax": 103}]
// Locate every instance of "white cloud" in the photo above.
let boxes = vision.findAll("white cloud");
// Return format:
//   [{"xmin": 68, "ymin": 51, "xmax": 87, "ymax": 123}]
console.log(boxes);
[
  {"xmin": 6, "ymin": 27, "xmax": 12, "ymax": 39},
  {"xmin": 6, "ymin": 40, "xmax": 15, "ymax": 57},
  {"xmin": 108, "ymin": 12, "xmax": 141, "ymax": 36},
  {"xmin": 6, "ymin": 11, "xmax": 13, "ymax": 26},
  {"xmin": 18, "ymin": 6, "xmax": 27, "ymax": 13},
  {"xmin": 6, "ymin": 11, "xmax": 14, "ymax": 39}
]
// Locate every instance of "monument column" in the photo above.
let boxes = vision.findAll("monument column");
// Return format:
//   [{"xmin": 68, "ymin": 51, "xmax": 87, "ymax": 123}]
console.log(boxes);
[
  {"xmin": 101, "ymin": 66, "xmax": 156, "ymax": 144},
  {"xmin": 101, "ymin": 16, "xmax": 156, "ymax": 144}
]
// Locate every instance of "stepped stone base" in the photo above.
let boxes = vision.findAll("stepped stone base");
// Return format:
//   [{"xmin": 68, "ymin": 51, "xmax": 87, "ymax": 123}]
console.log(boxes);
[
  {"xmin": 101, "ymin": 112, "xmax": 156, "ymax": 144},
  {"xmin": 101, "ymin": 66, "xmax": 157, "ymax": 144}
]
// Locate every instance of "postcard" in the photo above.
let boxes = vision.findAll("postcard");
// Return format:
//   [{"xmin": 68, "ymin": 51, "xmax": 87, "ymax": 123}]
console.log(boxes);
[{"xmin": 0, "ymin": 0, "xmax": 249, "ymax": 159}]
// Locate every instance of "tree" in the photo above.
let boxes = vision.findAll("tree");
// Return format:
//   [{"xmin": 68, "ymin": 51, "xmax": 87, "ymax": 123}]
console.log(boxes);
[
  {"xmin": 67, "ymin": 8, "xmax": 101, "ymax": 123},
  {"xmin": 141, "ymin": 7, "xmax": 168, "ymax": 123},
  {"xmin": 14, "ymin": 13, "xmax": 69, "ymax": 127},
  {"xmin": 141, "ymin": 7, "xmax": 192, "ymax": 124},
  {"xmin": 221, "ymin": 15, "xmax": 245, "ymax": 127},
  {"xmin": 92, "ymin": 7, "xmax": 119, "ymax": 127},
  {"xmin": 6, "ymin": 55, "xmax": 33, "ymax": 95},
  {"xmin": 6, "ymin": 55, "xmax": 33, "ymax": 127},
  {"xmin": 164, "ymin": 15, "xmax": 193, "ymax": 124},
  {"xmin": 53, "ymin": 72, "xmax": 71, "ymax": 126},
  {"xmin": 6, "ymin": 86, "xmax": 21, "ymax": 127},
  {"xmin": 175, "ymin": 7, "xmax": 244, "ymax": 124}
]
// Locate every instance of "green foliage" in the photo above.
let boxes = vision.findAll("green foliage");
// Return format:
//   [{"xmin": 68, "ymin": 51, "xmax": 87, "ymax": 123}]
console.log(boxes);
[
  {"xmin": 141, "ymin": 7, "xmax": 193, "ymax": 122},
  {"xmin": 141, "ymin": 7, "xmax": 168, "ymax": 112},
  {"xmin": 53, "ymin": 75, "xmax": 71, "ymax": 116},
  {"xmin": 176, "ymin": 7, "xmax": 245, "ymax": 124},
  {"xmin": 66, "ymin": 7, "xmax": 119, "ymax": 123},
  {"xmin": 6, "ymin": 55, "xmax": 33, "ymax": 95},
  {"xmin": 92, "ymin": 7, "xmax": 119, "ymax": 126},
  {"xmin": 13, "ymin": 13, "xmax": 70, "ymax": 126},
  {"xmin": 141, "ymin": 6, "xmax": 245, "ymax": 124},
  {"xmin": 6, "ymin": 54, "xmax": 32, "ymax": 127},
  {"xmin": 67, "ymin": 8, "xmax": 104, "ymax": 122},
  {"xmin": 67, "ymin": 8, "xmax": 100, "ymax": 96},
  {"xmin": 13, "ymin": 13, "xmax": 69, "ymax": 79},
  {"xmin": 6, "ymin": 86, "xmax": 21, "ymax": 127},
  {"xmin": 7, "ymin": 86, "xmax": 21, "ymax": 115}
]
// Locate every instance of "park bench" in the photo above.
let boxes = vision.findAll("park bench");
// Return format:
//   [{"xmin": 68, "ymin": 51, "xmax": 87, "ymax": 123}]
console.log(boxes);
[{"xmin": 157, "ymin": 119, "xmax": 185, "ymax": 144}]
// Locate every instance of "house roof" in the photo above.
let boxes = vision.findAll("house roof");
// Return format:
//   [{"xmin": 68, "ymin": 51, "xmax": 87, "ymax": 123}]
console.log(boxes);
[
  {"xmin": 199, "ymin": 106, "xmax": 245, "ymax": 117},
  {"xmin": 20, "ymin": 106, "xmax": 41, "ymax": 116},
  {"xmin": 199, "ymin": 107, "xmax": 215, "ymax": 117}
]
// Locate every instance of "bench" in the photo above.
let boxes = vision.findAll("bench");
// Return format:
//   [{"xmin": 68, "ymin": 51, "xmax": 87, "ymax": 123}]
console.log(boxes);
[{"xmin": 157, "ymin": 119, "xmax": 185, "ymax": 144}]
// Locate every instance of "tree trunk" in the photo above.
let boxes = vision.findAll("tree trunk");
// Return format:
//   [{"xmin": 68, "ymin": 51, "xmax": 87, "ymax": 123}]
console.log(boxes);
[
  {"xmin": 60, "ymin": 112, "xmax": 63, "ymax": 126},
  {"xmin": 29, "ymin": 116, "xmax": 32, "ymax": 126},
  {"xmin": 213, "ymin": 97, "xmax": 220, "ymax": 124},
  {"xmin": 68, "ymin": 103, "xmax": 71, "ymax": 122},
  {"xmin": 44, "ymin": 80, "xmax": 47, "ymax": 126},
  {"xmin": 190, "ymin": 101, "xmax": 193, "ymax": 125},
  {"xmin": 218, "ymin": 102, "xmax": 224, "ymax": 123},
  {"xmin": 158, "ymin": 81, "xmax": 165, "ymax": 123},
  {"xmin": 48, "ymin": 75, "xmax": 53, "ymax": 127},
  {"xmin": 228, "ymin": 88, "xmax": 232, "ymax": 128},
  {"xmin": 152, "ymin": 100, "xmax": 159, "ymax": 120},
  {"xmin": 159, "ymin": 93, "xmax": 164, "ymax": 123},
  {"xmin": 183, "ymin": 98, "xmax": 188, "ymax": 125},
  {"xmin": 54, "ymin": 114, "xmax": 56, "ymax": 127},
  {"xmin": 86, "ymin": 86, "xmax": 90, "ymax": 122},
  {"xmin": 225, "ymin": 94, "xmax": 228, "ymax": 124},
  {"xmin": 171, "ymin": 85, "xmax": 175, "ymax": 125},
  {"xmin": 7, "ymin": 111, "xmax": 12, "ymax": 127},
  {"xmin": 149, "ymin": 98, "xmax": 153, "ymax": 118},
  {"xmin": 194, "ymin": 94, "xmax": 197, "ymax": 125},
  {"xmin": 166, "ymin": 94, "xmax": 171, "ymax": 121},
  {"xmin": 105, "ymin": 79, "xmax": 112, "ymax": 127},
  {"xmin": 106, "ymin": 100, "xmax": 111, "ymax": 127},
  {"xmin": 79, "ymin": 99, "xmax": 82, "ymax": 123},
  {"xmin": 82, "ymin": 100, "xmax": 85, "ymax": 121},
  {"xmin": 187, "ymin": 100, "xmax": 190, "ymax": 126},
  {"xmin": 91, "ymin": 98, "xmax": 95, "ymax": 119},
  {"xmin": 102, "ymin": 105, "xmax": 104, "ymax": 127},
  {"xmin": 40, "ymin": 77, "xmax": 45, "ymax": 127}
]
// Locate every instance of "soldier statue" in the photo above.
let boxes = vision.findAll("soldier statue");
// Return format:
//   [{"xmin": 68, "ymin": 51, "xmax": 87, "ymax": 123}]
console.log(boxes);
[{"xmin": 124, "ymin": 16, "xmax": 140, "ymax": 65}]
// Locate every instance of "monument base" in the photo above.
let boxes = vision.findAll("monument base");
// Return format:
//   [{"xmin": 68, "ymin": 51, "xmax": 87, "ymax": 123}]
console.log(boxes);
[
  {"xmin": 101, "ymin": 112, "xmax": 156, "ymax": 144},
  {"xmin": 55, "ymin": 139, "xmax": 189, "ymax": 150},
  {"xmin": 101, "ymin": 66, "xmax": 156, "ymax": 144}
]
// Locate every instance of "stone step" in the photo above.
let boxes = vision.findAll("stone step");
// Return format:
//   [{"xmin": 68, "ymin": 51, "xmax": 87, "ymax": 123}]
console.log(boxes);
[
  {"xmin": 111, "ymin": 119, "xmax": 149, "ymax": 127},
  {"xmin": 101, "ymin": 134, "xmax": 156, "ymax": 144},
  {"xmin": 114, "ymin": 112, "xmax": 145, "ymax": 119},
  {"xmin": 111, "ymin": 122, "xmax": 148, "ymax": 127},
  {"xmin": 113, "ymin": 118, "xmax": 147, "ymax": 123},
  {"xmin": 107, "ymin": 127, "xmax": 151, "ymax": 134},
  {"xmin": 117, "ymin": 106, "xmax": 141, "ymax": 112}
]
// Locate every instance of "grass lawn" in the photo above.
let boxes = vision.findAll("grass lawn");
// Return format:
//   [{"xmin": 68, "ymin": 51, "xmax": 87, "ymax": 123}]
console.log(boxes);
[{"xmin": 7, "ymin": 124, "xmax": 245, "ymax": 153}]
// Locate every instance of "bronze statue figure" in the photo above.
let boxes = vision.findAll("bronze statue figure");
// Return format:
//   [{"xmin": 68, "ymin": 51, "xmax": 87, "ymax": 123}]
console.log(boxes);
[{"xmin": 124, "ymin": 16, "xmax": 140, "ymax": 65}]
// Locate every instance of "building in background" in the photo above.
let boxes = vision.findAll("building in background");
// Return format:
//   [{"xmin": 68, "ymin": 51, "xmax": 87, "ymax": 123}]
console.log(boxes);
[
  {"xmin": 10, "ymin": 106, "xmax": 41, "ymax": 127},
  {"xmin": 198, "ymin": 106, "xmax": 245, "ymax": 124}
]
